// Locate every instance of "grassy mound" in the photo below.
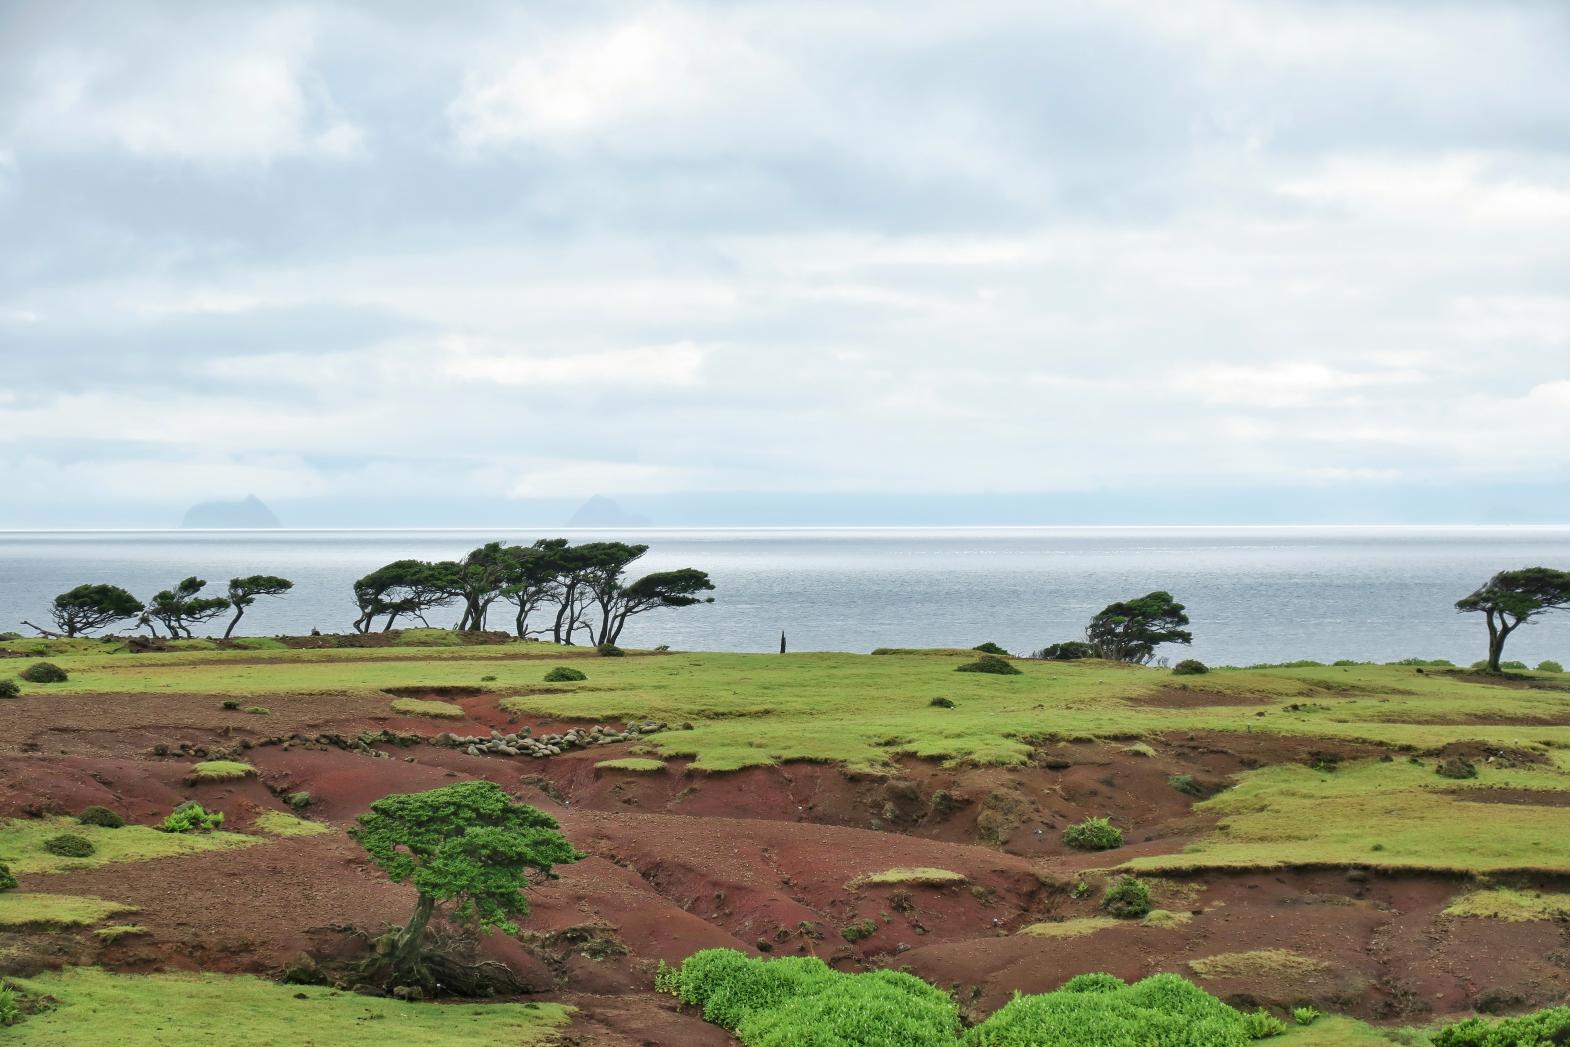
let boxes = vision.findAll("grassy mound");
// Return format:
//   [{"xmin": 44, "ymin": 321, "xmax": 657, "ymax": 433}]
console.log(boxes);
[
  {"xmin": 1443, "ymin": 887, "xmax": 1570, "ymax": 921},
  {"xmin": 251, "ymin": 811, "xmax": 332, "ymax": 837},
  {"xmin": 1017, "ymin": 917, "xmax": 1120, "ymax": 939},
  {"xmin": 849, "ymin": 867, "xmax": 968, "ymax": 889},
  {"xmin": 0, "ymin": 817, "xmax": 256, "ymax": 874},
  {"xmin": 188, "ymin": 760, "xmax": 256, "ymax": 782},
  {"xmin": 389, "ymin": 697, "xmax": 465, "ymax": 719},
  {"xmin": 594, "ymin": 758, "xmax": 666, "ymax": 772},
  {"xmin": 1190, "ymin": 949, "xmax": 1331, "ymax": 981},
  {"xmin": 658, "ymin": 950, "xmax": 1283, "ymax": 1047},
  {"xmin": 543, "ymin": 666, "xmax": 588, "ymax": 683},
  {"xmin": 2, "ymin": 968, "xmax": 572, "ymax": 1045},
  {"xmin": 0, "ymin": 893, "xmax": 138, "ymax": 928}
]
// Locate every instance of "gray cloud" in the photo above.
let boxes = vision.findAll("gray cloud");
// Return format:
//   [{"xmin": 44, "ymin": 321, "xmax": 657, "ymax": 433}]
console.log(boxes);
[{"xmin": 1, "ymin": 0, "xmax": 1568, "ymax": 525}]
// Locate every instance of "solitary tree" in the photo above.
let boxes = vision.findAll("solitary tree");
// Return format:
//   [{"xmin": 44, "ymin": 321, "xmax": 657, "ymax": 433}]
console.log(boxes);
[
  {"xmin": 1457, "ymin": 567, "xmax": 1570, "ymax": 673},
  {"xmin": 350, "ymin": 781, "xmax": 582, "ymax": 984},
  {"xmin": 224, "ymin": 575, "xmax": 294, "ymax": 639},
  {"xmin": 143, "ymin": 578, "xmax": 230, "ymax": 638},
  {"xmin": 1084, "ymin": 591, "xmax": 1192, "ymax": 663},
  {"xmin": 26, "ymin": 584, "xmax": 144, "ymax": 637}
]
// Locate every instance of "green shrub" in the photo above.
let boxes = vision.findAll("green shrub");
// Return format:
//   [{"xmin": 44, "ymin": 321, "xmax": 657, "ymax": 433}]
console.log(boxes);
[
  {"xmin": 1436, "ymin": 756, "xmax": 1478, "ymax": 780},
  {"xmin": 963, "ymin": 971, "xmax": 1258, "ymax": 1046},
  {"xmin": 1434, "ymin": 1006, "xmax": 1570, "ymax": 1047},
  {"xmin": 0, "ymin": 680, "xmax": 19, "ymax": 699},
  {"xmin": 1172, "ymin": 659, "xmax": 1209, "ymax": 676},
  {"xmin": 1035, "ymin": 641, "xmax": 1094, "ymax": 661},
  {"xmin": 1292, "ymin": 1007, "xmax": 1320, "ymax": 1026},
  {"xmin": 972, "ymin": 642, "xmax": 1009, "ymax": 655},
  {"xmin": 19, "ymin": 662, "xmax": 67, "ymax": 684},
  {"xmin": 159, "ymin": 802, "xmax": 224, "ymax": 834},
  {"xmin": 1062, "ymin": 816, "xmax": 1123, "ymax": 851},
  {"xmin": 1472, "ymin": 660, "xmax": 1529, "ymax": 671},
  {"xmin": 43, "ymin": 834, "xmax": 95, "ymax": 858},
  {"xmin": 544, "ymin": 666, "xmax": 587, "ymax": 682},
  {"xmin": 1061, "ymin": 973, "xmax": 1125, "ymax": 994},
  {"xmin": 841, "ymin": 918, "xmax": 878, "ymax": 943},
  {"xmin": 955, "ymin": 654, "xmax": 1021, "ymax": 675},
  {"xmin": 0, "ymin": 861, "xmax": 16, "ymax": 891},
  {"xmin": 1242, "ymin": 1010, "xmax": 1287, "ymax": 1038},
  {"xmin": 1102, "ymin": 875, "xmax": 1152, "ymax": 919},
  {"xmin": 930, "ymin": 696, "xmax": 956, "ymax": 708},
  {"xmin": 1169, "ymin": 774, "xmax": 1204, "ymax": 797},
  {"xmin": 286, "ymin": 792, "xmax": 312, "ymax": 810},
  {"xmin": 1537, "ymin": 660, "xmax": 1564, "ymax": 674},
  {"xmin": 0, "ymin": 985, "xmax": 19, "ymax": 1027},
  {"xmin": 76, "ymin": 806, "xmax": 124, "ymax": 829},
  {"xmin": 221, "ymin": 700, "xmax": 241, "ymax": 711},
  {"xmin": 596, "ymin": 644, "xmax": 625, "ymax": 657},
  {"xmin": 243, "ymin": 706, "xmax": 270, "ymax": 715}
]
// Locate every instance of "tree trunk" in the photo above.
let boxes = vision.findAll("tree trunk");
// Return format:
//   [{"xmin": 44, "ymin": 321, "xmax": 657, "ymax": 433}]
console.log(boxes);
[
  {"xmin": 391, "ymin": 893, "xmax": 436, "ymax": 969},
  {"xmin": 1486, "ymin": 612, "xmax": 1514, "ymax": 673},
  {"xmin": 224, "ymin": 605, "xmax": 244, "ymax": 640}
]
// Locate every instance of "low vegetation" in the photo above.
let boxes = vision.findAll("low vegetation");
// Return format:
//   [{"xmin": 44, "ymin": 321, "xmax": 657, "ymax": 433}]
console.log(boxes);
[
  {"xmin": 1443, "ymin": 887, "xmax": 1570, "ymax": 921},
  {"xmin": 954, "ymin": 654, "xmax": 1021, "ymax": 675},
  {"xmin": 849, "ymin": 867, "xmax": 968, "ymax": 889},
  {"xmin": 1189, "ymin": 950, "xmax": 1331, "ymax": 982},
  {"xmin": 187, "ymin": 760, "xmax": 256, "ymax": 782},
  {"xmin": 543, "ymin": 666, "xmax": 587, "ymax": 683},
  {"xmin": 1433, "ymin": 1005, "xmax": 1570, "ymax": 1047},
  {"xmin": 0, "ymin": 893, "xmax": 138, "ymax": 928},
  {"xmin": 1062, "ymin": 816, "xmax": 1124, "ymax": 851},
  {"xmin": 389, "ymin": 697, "xmax": 466, "ymax": 719},
  {"xmin": 157, "ymin": 803, "xmax": 227, "ymax": 835},
  {"xmin": 594, "ymin": 757, "xmax": 666, "ymax": 772},
  {"xmin": 251, "ymin": 811, "xmax": 332, "ymax": 837}
]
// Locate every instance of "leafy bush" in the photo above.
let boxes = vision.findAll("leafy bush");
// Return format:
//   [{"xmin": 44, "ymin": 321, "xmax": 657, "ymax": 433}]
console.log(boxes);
[
  {"xmin": 1062, "ymin": 816, "xmax": 1123, "ymax": 851},
  {"xmin": 0, "ymin": 680, "xmax": 18, "ymax": 699},
  {"xmin": 1436, "ymin": 756, "xmax": 1478, "ymax": 780},
  {"xmin": 841, "ymin": 918, "xmax": 878, "ymax": 943},
  {"xmin": 1241, "ymin": 1010, "xmax": 1287, "ymax": 1038},
  {"xmin": 159, "ymin": 802, "xmax": 224, "ymax": 834},
  {"xmin": 43, "ymin": 834, "xmax": 95, "ymax": 858},
  {"xmin": 972, "ymin": 642, "xmax": 1009, "ymax": 655},
  {"xmin": 286, "ymin": 792, "xmax": 312, "ymax": 810},
  {"xmin": 544, "ymin": 666, "xmax": 587, "ymax": 682},
  {"xmin": 221, "ymin": 700, "xmax": 241, "ymax": 710},
  {"xmin": 1392, "ymin": 657, "xmax": 1455, "ymax": 667},
  {"xmin": 597, "ymin": 644, "xmax": 625, "ymax": 657},
  {"xmin": 0, "ymin": 985, "xmax": 19, "ymax": 1027},
  {"xmin": 0, "ymin": 861, "xmax": 16, "ymax": 891},
  {"xmin": 964, "ymin": 972, "xmax": 1260, "ymax": 1046},
  {"xmin": 1034, "ymin": 641, "xmax": 1094, "ymax": 661},
  {"xmin": 1169, "ymin": 774, "xmax": 1204, "ymax": 797},
  {"xmin": 19, "ymin": 662, "xmax": 67, "ymax": 684},
  {"xmin": 1172, "ymin": 659, "xmax": 1209, "ymax": 676},
  {"xmin": 955, "ymin": 655, "xmax": 1021, "ymax": 675},
  {"xmin": 1472, "ymin": 660, "xmax": 1528, "ymax": 671},
  {"xmin": 1538, "ymin": 660, "xmax": 1564, "ymax": 674},
  {"xmin": 929, "ymin": 696, "xmax": 956, "ymax": 708},
  {"xmin": 1434, "ymin": 1006, "xmax": 1570, "ymax": 1047},
  {"xmin": 1292, "ymin": 1007, "xmax": 1320, "ymax": 1026},
  {"xmin": 1061, "ymin": 973, "xmax": 1125, "ymax": 994},
  {"xmin": 1102, "ymin": 875, "xmax": 1152, "ymax": 919},
  {"xmin": 77, "ymin": 806, "xmax": 124, "ymax": 829}
]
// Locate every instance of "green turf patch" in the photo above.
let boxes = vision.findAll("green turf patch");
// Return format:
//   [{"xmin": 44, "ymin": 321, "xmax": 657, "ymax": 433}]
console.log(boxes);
[
  {"xmin": 251, "ymin": 811, "xmax": 333, "ymax": 838},
  {"xmin": 1189, "ymin": 949, "xmax": 1330, "ymax": 981},
  {"xmin": 0, "ymin": 817, "xmax": 259, "ymax": 875},
  {"xmin": 1140, "ymin": 908, "xmax": 1193, "ymax": 928},
  {"xmin": 1017, "ymin": 917, "xmax": 1120, "ymax": 939},
  {"xmin": 187, "ymin": 760, "xmax": 255, "ymax": 782},
  {"xmin": 93, "ymin": 924, "xmax": 149, "ymax": 942},
  {"xmin": 0, "ymin": 893, "xmax": 138, "ymax": 928},
  {"xmin": 594, "ymin": 757, "xmax": 666, "ymax": 772},
  {"xmin": 1443, "ymin": 886, "xmax": 1570, "ymax": 921},
  {"xmin": 3, "ymin": 968, "xmax": 572, "ymax": 1045},
  {"xmin": 389, "ymin": 697, "xmax": 466, "ymax": 719},
  {"xmin": 849, "ymin": 867, "xmax": 967, "ymax": 889}
]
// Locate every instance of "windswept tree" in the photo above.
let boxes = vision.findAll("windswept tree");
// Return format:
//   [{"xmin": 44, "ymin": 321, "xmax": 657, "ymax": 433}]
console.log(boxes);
[
  {"xmin": 352, "ymin": 560, "xmax": 457, "ymax": 632},
  {"xmin": 500, "ymin": 539, "xmax": 569, "ymax": 639},
  {"xmin": 1084, "ymin": 591, "xmax": 1192, "ymax": 664},
  {"xmin": 350, "ymin": 781, "xmax": 582, "ymax": 986},
  {"xmin": 143, "ymin": 577, "xmax": 230, "ymax": 638},
  {"xmin": 599, "ymin": 568, "xmax": 715, "ymax": 645},
  {"xmin": 451, "ymin": 542, "xmax": 512, "ymax": 632},
  {"xmin": 224, "ymin": 575, "xmax": 294, "ymax": 639},
  {"xmin": 26, "ymin": 584, "xmax": 144, "ymax": 637},
  {"xmin": 1457, "ymin": 567, "xmax": 1570, "ymax": 673},
  {"xmin": 580, "ymin": 542, "xmax": 651, "ymax": 644}
]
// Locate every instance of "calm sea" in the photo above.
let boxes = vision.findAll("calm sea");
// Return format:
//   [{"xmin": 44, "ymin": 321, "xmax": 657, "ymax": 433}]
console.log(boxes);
[{"xmin": 1, "ymin": 527, "xmax": 1568, "ymax": 667}]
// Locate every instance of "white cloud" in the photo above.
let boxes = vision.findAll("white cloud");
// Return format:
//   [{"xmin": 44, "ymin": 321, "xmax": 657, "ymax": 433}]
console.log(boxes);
[
  {"xmin": 440, "ymin": 338, "xmax": 706, "ymax": 387},
  {"xmin": 1176, "ymin": 363, "xmax": 1426, "ymax": 409}
]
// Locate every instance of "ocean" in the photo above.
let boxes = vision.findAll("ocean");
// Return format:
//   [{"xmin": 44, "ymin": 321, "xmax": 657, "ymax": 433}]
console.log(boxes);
[{"xmin": 2, "ymin": 527, "xmax": 1568, "ymax": 667}]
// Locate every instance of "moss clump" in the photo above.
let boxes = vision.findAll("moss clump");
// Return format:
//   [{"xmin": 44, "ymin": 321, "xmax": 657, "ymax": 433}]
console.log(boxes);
[
  {"xmin": 188, "ymin": 760, "xmax": 255, "ymax": 783},
  {"xmin": 389, "ymin": 697, "xmax": 465, "ymax": 719},
  {"xmin": 77, "ymin": 806, "xmax": 125, "ymax": 829},
  {"xmin": 1062, "ymin": 816, "xmax": 1123, "ymax": 851},
  {"xmin": 543, "ymin": 666, "xmax": 587, "ymax": 682},
  {"xmin": 43, "ymin": 834, "xmax": 95, "ymax": 858},
  {"xmin": 19, "ymin": 662, "xmax": 67, "ymax": 684},
  {"xmin": 955, "ymin": 654, "xmax": 1021, "ymax": 675},
  {"xmin": 1102, "ymin": 875, "xmax": 1152, "ymax": 919},
  {"xmin": 158, "ymin": 802, "xmax": 224, "ymax": 834}
]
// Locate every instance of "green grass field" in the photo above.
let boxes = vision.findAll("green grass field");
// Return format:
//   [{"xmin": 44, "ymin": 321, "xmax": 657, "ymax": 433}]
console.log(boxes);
[
  {"xmin": 3, "ymin": 969, "xmax": 572, "ymax": 1046},
  {"xmin": 0, "ymin": 818, "xmax": 260, "ymax": 875}
]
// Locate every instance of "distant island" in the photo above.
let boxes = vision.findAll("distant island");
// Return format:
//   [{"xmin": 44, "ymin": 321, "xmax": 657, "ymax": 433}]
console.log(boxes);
[
  {"xmin": 179, "ymin": 494, "xmax": 282, "ymax": 529},
  {"xmin": 565, "ymin": 495, "xmax": 652, "ymax": 528}
]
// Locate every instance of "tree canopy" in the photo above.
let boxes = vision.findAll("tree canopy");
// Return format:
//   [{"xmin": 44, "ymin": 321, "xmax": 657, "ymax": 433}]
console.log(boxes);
[
  {"xmin": 350, "ymin": 781, "xmax": 583, "ymax": 974},
  {"xmin": 143, "ymin": 577, "xmax": 230, "ymax": 638},
  {"xmin": 1084, "ymin": 591, "xmax": 1192, "ymax": 664},
  {"xmin": 1457, "ymin": 567, "xmax": 1570, "ymax": 673},
  {"xmin": 39, "ymin": 584, "xmax": 144, "ymax": 637},
  {"xmin": 224, "ymin": 575, "xmax": 294, "ymax": 639}
]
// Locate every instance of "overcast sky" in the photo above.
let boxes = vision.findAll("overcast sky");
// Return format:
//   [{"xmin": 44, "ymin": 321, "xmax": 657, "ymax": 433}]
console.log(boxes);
[{"xmin": 2, "ymin": 1, "xmax": 1568, "ymax": 526}]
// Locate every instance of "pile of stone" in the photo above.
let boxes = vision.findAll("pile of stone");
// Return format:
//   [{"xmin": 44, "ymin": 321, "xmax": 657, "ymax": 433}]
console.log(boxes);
[
  {"xmin": 435, "ymin": 721, "xmax": 670, "ymax": 760},
  {"xmin": 153, "ymin": 728, "xmax": 425, "ymax": 763}
]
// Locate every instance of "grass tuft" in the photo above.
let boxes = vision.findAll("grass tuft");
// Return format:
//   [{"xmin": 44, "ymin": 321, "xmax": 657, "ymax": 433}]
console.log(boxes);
[
  {"xmin": 251, "ymin": 811, "xmax": 332, "ymax": 838},
  {"xmin": 389, "ymin": 697, "xmax": 465, "ymax": 719},
  {"xmin": 849, "ymin": 867, "xmax": 968, "ymax": 889},
  {"xmin": 188, "ymin": 760, "xmax": 255, "ymax": 782},
  {"xmin": 0, "ymin": 893, "xmax": 139, "ymax": 927},
  {"xmin": 594, "ymin": 758, "xmax": 666, "ymax": 772},
  {"xmin": 1189, "ymin": 949, "xmax": 1330, "ymax": 981}
]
